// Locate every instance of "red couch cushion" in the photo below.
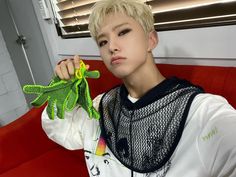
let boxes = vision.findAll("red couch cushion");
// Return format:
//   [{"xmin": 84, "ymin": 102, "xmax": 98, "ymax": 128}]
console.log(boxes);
[
  {"xmin": 0, "ymin": 148, "xmax": 88, "ymax": 177},
  {"xmin": 0, "ymin": 105, "xmax": 58, "ymax": 174},
  {"xmin": 157, "ymin": 64, "xmax": 236, "ymax": 108}
]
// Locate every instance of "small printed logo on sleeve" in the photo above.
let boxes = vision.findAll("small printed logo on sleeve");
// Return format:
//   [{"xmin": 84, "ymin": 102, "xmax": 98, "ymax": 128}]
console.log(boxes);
[{"xmin": 202, "ymin": 127, "xmax": 218, "ymax": 141}]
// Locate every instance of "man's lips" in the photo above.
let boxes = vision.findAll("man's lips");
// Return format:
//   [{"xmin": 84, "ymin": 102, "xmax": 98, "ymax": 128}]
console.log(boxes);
[{"xmin": 111, "ymin": 56, "xmax": 126, "ymax": 64}]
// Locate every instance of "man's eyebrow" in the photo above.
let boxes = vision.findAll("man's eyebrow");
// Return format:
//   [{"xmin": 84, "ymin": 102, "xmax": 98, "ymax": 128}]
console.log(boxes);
[{"xmin": 97, "ymin": 22, "xmax": 129, "ymax": 40}]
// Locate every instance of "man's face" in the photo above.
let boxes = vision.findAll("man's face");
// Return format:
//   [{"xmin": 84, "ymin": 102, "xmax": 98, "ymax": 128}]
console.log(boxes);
[{"xmin": 96, "ymin": 13, "xmax": 151, "ymax": 79}]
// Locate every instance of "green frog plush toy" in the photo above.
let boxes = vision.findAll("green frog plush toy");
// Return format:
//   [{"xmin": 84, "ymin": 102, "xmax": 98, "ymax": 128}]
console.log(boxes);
[{"xmin": 23, "ymin": 60, "xmax": 100, "ymax": 120}]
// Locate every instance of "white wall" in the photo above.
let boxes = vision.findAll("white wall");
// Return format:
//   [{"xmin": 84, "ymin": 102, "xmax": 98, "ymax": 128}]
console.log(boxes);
[
  {"xmin": 32, "ymin": 0, "xmax": 236, "ymax": 67},
  {"xmin": 0, "ymin": 31, "xmax": 28, "ymax": 126}
]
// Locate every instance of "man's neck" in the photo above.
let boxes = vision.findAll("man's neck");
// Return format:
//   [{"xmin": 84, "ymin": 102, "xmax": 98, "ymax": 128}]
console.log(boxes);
[{"xmin": 123, "ymin": 61, "xmax": 165, "ymax": 99}]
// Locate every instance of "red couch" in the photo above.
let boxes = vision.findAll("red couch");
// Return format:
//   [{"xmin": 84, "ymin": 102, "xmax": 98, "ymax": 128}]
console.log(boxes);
[{"xmin": 0, "ymin": 60, "xmax": 235, "ymax": 177}]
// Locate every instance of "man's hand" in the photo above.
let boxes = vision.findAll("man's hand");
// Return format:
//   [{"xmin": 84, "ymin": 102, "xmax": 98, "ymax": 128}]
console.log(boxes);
[{"xmin": 55, "ymin": 55, "xmax": 89, "ymax": 80}]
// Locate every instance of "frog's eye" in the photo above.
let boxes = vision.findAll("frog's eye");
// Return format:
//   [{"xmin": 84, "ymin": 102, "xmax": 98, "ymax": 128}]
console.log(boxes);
[
  {"xmin": 80, "ymin": 60, "xmax": 86, "ymax": 68},
  {"xmin": 75, "ymin": 69, "xmax": 82, "ymax": 79}
]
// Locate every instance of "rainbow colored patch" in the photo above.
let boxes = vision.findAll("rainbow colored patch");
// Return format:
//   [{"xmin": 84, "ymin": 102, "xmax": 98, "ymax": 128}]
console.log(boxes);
[{"xmin": 95, "ymin": 136, "xmax": 106, "ymax": 156}]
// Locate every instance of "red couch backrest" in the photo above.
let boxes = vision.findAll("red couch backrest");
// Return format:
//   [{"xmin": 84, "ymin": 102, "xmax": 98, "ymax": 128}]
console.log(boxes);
[{"xmin": 85, "ymin": 60, "xmax": 236, "ymax": 108}]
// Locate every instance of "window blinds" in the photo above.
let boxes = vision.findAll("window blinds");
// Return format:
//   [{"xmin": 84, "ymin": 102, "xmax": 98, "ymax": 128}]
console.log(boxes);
[{"xmin": 50, "ymin": 0, "xmax": 236, "ymax": 38}]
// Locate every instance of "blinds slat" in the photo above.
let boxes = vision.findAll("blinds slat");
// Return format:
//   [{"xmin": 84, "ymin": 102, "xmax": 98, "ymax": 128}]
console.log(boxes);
[
  {"xmin": 156, "ymin": 15, "xmax": 236, "ymax": 31},
  {"xmin": 62, "ymin": 24, "xmax": 88, "ymax": 33},
  {"xmin": 61, "ymin": 15, "xmax": 89, "ymax": 26},
  {"xmin": 58, "ymin": 3, "xmax": 94, "ymax": 18},
  {"xmin": 56, "ymin": 0, "xmax": 66, "ymax": 3},
  {"xmin": 57, "ymin": 0, "xmax": 96, "ymax": 11}
]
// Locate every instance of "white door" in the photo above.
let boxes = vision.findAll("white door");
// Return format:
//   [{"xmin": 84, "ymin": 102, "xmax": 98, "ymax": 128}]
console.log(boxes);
[{"xmin": 6, "ymin": 0, "xmax": 53, "ymax": 104}]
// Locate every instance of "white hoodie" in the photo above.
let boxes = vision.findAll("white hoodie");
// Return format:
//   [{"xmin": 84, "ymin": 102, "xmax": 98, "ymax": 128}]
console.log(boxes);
[{"xmin": 42, "ymin": 93, "xmax": 236, "ymax": 177}]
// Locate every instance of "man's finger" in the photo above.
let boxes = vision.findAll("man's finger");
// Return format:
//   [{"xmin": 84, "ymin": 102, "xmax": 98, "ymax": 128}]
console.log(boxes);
[
  {"xmin": 55, "ymin": 64, "xmax": 65, "ymax": 80},
  {"xmin": 74, "ymin": 55, "xmax": 80, "ymax": 69},
  {"xmin": 60, "ymin": 61, "xmax": 71, "ymax": 80},
  {"xmin": 67, "ymin": 60, "xmax": 75, "ymax": 76}
]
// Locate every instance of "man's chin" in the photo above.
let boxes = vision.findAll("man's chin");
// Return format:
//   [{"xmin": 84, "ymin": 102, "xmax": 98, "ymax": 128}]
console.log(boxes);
[{"xmin": 109, "ymin": 69, "xmax": 128, "ymax": 79}]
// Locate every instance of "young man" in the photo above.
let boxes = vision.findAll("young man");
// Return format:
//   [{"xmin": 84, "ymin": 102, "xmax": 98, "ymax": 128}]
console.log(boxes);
[{"xmin": 42, "ymin": 0, "xmax": 236, "ymax": 176}]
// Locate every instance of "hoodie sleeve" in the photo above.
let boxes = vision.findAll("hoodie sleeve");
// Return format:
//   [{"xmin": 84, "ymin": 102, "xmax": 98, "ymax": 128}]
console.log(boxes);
[
  {"xmin": 197, "ymin": 94, "xmax": 236, "ymax": 177},
  {"xmin": 41, "ymin": 94, "xmax": 103, "ymax": 150}
]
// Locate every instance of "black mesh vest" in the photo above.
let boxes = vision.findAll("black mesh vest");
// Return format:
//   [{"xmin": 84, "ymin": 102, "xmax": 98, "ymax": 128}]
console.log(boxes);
[{"xmin": 99, "ymin": 77, "xmax": 204, "ymax": 173}]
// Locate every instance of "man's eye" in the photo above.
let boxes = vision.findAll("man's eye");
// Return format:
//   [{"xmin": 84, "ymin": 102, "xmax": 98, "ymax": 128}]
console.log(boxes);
[
  {"xmin": 98, "ymin": 40, "xmax": 107, "ymax": 47},
  {"xmin": 118, "ymin": 29, "xmax": 131, "ymax": 36},
  {"xmin": 85, "ymin": 156, "xmax": 90, "ymax": 159}
]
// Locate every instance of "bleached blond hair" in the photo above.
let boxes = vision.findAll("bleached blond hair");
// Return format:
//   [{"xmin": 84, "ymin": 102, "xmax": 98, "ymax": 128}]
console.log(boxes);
[{"xmin": 88, "ymin": 0, "xmax": 154, "ymax": 41}]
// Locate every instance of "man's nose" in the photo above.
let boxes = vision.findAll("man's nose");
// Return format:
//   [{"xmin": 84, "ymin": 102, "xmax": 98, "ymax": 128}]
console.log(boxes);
[{"xmin": 108, "ymin": 37, "xmax": 119, "ymax": 54}]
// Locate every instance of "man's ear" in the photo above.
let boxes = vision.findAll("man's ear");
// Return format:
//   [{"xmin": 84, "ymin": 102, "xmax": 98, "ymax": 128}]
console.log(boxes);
[{"xmin": 147, "ymin": 30, "xmax": 158, "ymax": 52}]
